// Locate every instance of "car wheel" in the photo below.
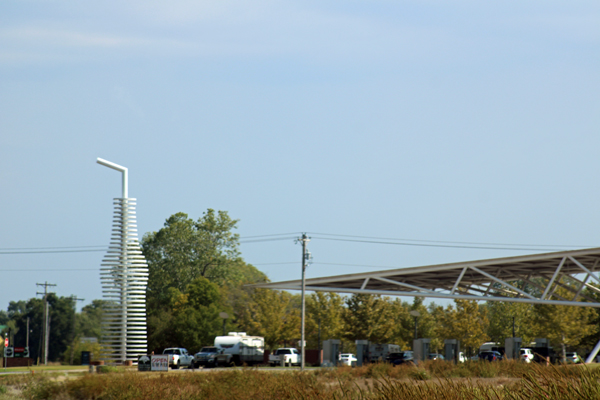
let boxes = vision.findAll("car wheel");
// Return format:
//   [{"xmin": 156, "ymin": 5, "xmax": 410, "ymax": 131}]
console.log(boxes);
[{"xmin": 175, "ymin": 361, "xmax": 180, "ymax": 369}]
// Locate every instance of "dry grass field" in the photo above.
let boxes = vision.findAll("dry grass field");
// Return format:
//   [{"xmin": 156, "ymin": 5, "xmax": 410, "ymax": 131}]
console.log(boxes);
[{"xmin": 1, "ymin": 360, "xmax": 598, "ymax": 400}]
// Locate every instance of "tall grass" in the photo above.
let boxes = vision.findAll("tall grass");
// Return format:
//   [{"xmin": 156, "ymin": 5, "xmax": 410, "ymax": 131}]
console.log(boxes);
[{"xmin": 13, "ymin": 361, "xmax": 600, "ymax": 400}]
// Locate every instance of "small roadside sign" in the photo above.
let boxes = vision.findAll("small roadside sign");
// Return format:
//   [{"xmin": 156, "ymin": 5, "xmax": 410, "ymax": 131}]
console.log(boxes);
[
  {"xmin": 3, "ymin": 338, "xmax": 7, "ymax": 347},
  {"xmin": 13, "ymin": 347, "xmax": 25, "ymax": 358}
]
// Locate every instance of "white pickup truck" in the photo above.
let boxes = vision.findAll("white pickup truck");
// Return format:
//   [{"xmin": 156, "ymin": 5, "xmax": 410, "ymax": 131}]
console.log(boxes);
[
  {"xmin": 269, "ymin": 348, "xmax": 301, "ymax": 367},
  {"xmin": 163, "ymin": 348, "xmax": 194, "ymax": 369}
]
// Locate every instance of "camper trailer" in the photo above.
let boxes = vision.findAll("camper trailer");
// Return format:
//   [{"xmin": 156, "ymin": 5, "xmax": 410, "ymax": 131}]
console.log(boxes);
[
  {"xmin": 368, "ymin": 344, "xmax": 401, "ymax": 362},
  {"xmin": 214, "ymin": 332, "xmax": 264, "ymax": 366}
]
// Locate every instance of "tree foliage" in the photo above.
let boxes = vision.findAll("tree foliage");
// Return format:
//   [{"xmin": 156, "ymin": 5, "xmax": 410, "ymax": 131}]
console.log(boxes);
[
  {"xmin": 486, "ymin": 301, "xmax": 535, "ymax": 344},
  {"xmin": 305, "ymin": 292, "xmax": 345, "ymax": 349},
  {"xmin": 142, "ymin": 210, "xmax": 268, "ymax": 352},
  {"xmin": 142, "ymin": 210, "xmax": 242, "ymax": 307},
  {"xmin": 236, "ymin": 289, "xmax": 300, "ymax": 350},
  {"xmin": 532, "ymin": 286, "xmax": 598, "ymax": 361},
  {"xmin": 343, "ymin": 294, "xmax": 397, "ymax": 344},
  {"xmin": 435, "ymin": 299, "xmax": 489, "ymax": 353}
]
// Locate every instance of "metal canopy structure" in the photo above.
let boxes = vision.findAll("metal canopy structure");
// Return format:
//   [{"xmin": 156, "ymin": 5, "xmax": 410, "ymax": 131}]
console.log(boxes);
[{"xmin": 253, "ymin": 247, "xmax": 600, "ymax": 308}]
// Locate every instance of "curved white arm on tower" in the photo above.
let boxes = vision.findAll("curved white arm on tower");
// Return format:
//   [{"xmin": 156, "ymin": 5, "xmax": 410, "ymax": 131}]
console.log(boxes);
[{"xmin": 97, "ymin": 158, "xmax": 128, "ymax": 198}]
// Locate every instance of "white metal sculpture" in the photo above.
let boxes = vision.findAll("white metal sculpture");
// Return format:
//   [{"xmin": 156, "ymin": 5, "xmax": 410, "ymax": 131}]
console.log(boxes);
[{"xmin": 97, "ymin": 158, "xmax": 149, "ymax": 363}]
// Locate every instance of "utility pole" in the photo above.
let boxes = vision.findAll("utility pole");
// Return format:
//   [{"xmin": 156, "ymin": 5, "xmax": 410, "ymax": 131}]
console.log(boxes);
[
  {"xmin": 69, "ymin": 295, "xmax": 84, "ymax": 365},
  {"xmin": 36, "ymin": 282, "xmax": 56, "ymax": 365},
  {"xmin": 26, "ymin": 317, "xmax": 29, "ymax": 349},
  {"xmin": 296, "ymin": 233, "xmax": 311, "ymax": 371}
]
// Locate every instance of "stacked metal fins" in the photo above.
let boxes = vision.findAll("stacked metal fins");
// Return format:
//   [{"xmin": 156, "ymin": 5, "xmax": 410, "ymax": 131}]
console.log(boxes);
[{"xmin": 100, "ymin": 198, "xmax": 149, "ymax": 363}]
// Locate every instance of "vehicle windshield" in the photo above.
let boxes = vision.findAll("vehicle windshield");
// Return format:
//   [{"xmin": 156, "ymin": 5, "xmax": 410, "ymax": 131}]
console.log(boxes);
[
  {"xmin": 163, "ymin": 349, "xmax": 178, "ymax": 355},
  {"xmin": 200, "ymin": 347, "xmax": 218, "ymax": 353},
  {"xmin": 277, "ymin": 349, "xmax": 292, "ymax": 355}
]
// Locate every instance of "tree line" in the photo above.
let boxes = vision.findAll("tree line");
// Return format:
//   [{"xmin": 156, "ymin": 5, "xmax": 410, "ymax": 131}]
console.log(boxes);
[{"xmin": 1, "ymin": 209, "xmax": 599, "ymax": 363}]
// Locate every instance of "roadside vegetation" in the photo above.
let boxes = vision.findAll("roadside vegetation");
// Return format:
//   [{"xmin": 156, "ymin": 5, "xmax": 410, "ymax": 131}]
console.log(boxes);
[
  {"xmin": 1, "ymin": 209, "xmax": 600, "ymax": 366},
  {"xmin": 0, "ymin": 361, "xmax": 599, "ymax": 400}
]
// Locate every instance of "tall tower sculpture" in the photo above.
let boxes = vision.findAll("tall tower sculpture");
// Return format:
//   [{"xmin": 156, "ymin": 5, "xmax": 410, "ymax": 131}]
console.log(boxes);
[{"xmin": 97, "ymin": 158, "xmax": 149, "ymax": 363}]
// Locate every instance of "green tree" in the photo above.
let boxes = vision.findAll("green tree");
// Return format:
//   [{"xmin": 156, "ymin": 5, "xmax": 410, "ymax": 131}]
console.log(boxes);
[
  {"xmin": 532, "ymin": 286, "xmax": 598, "ymax": 362},
  {"xmin": 389, "ymin": 298, "xmax": 440, "ymax": 352},
  {"xmin": 142, "ymin": 210, "xmax": 267, "ymax": 352},
  {"xmin": 76, "ymin": 300, "xmax": 106, "ymax": 339},
  {"xmin": 149, "ymin": 277, "xmax": 225, "ymax": 352},
  {"xmin": 142, "ymin": 210, "xmax": 241, "ymax": 307},
  {"xmin": 61, "ymin": 299, "xmax": 107, "ymax": 365},
  {"xmin": 305, "ymin": 292, "xmax": 345, "ymax": 349},
  {"xmin": 343, "ymin": 294, "xmax": 397, "ymax": 344},
  {"xmin": 236, "ymin": 289, "xmax": 300, "ymax": 350},
  {"xmin": 10, "ymin": 295, "xmax": 75, "ymax": 363},
  {"xmin": 435, "ymin": 299, "xmax": 489, "ymax": 355},
  {"xmin": 0, "ymin": 310, "xmax": 8, "ymax": 327},
  {"xmin": 486, "ymin": 301, "xmax": 535, "ymax": 345},
  {"xmin": 580, "ymin": 283, "xmax": 600, "ymax": 349}
]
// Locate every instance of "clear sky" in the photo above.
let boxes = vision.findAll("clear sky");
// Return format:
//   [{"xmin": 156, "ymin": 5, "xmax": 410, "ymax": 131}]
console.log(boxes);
[{"xmin": 1, "ymin": 1, "xmax": 600, "ymax": 311}]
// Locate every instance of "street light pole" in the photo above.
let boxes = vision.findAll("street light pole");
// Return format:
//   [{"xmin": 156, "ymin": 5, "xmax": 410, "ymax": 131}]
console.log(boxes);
[
  {"xmin": 219, "ymin": 312, "xmax": 229, "ymax": 336},
  {"xmin": 410, "ymin": 310, "xmax": 420, "ymax": 340}
]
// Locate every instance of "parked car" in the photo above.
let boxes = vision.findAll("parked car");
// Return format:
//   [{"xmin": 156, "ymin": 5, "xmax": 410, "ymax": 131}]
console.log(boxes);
[
  {"xmin": 194, "ymin": 346, "xmax": 221, "ymax": 368},
  {"xmin": 428, "ymin": 353, "xmax": 445, "ymax": 361},
  {"xmin": 339, "ymin": 353, "xmax": 358, "ymax": 366},
  {"xmin": 479, "ymin": 351, "xmax": 502, "ymax": 362},
  {"xmin": 163, "ymin": 348, "xmax": 194, "ymax": 369},
  {"xmin": 269, "ymin": 348, "xmax": 301, "ymax": 367},
  {"xmin": 520, "ymin": 348, "xmax": 534, "ymax": 363},
  {"xmin": 565, "ymin": 352, "xmax": 582, "ymax": 364},
  {"xmin": 386, "ymin": 351, "xmax": 414, "ymax": 366}
]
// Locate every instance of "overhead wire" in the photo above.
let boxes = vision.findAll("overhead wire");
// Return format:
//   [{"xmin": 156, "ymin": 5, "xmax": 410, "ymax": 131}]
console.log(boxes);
[
  {"xmin": 306, "ymin": 232, "xmax": 591, "ymax": 249},
  {"xmin": 308, "ymin": 236, "xmax": 575, "ymax": 252},
  {"xmin": 0, "ymin": 231, "xmax": 592, "ymax": 255}
]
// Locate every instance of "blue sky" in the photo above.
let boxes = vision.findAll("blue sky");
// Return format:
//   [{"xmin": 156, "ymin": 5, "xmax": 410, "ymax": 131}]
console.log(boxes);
[{"xmin": 2, "ymin": 1, "xmax": 600, "ymax": 310}]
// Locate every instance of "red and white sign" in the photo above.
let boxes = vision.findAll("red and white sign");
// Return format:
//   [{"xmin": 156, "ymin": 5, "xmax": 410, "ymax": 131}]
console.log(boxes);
[
  {"xmin": 3, "ymin": 338, "xmax": 7, "ymax": 347},
  {"xmin": 151, "ymin": 355, "xmax": 169, "ymax": 371}
]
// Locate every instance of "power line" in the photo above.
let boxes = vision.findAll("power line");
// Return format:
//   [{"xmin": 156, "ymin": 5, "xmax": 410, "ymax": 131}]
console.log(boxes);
[
  {"xmin": 307, "ymin": 232, "xmax": 591, "ymax": 249},
  {"xmin": 238, "ymin": 232, "xmax": 301, "ymax": 239},
  {"xmin": 309, "ymin": 236, "xmax": 577, "ymax": 252},
  {"xmin": 239, "ymin": 237, "xmax": 298, "ymax": 244},
  {"xmin": 0, "ymin": 268, "xmax": 100, "ymax": 272},
  {"xmin": 252, "ymin": 262, "xmax": 298, "ymax": 266},
  {"xmin": 0, "ymin": 245, "xmax": 106, "ymax": 251},
  {"xmin": 316, "ymin": 261, "xmax": 402, "ymax": 269},
  {"xmin": 0, "ymin": 232, "xmax": 593, "ymax": 255},
  {"xmin": 0, "ymin": 249, "xmax": 107, "ymax": 255}
]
